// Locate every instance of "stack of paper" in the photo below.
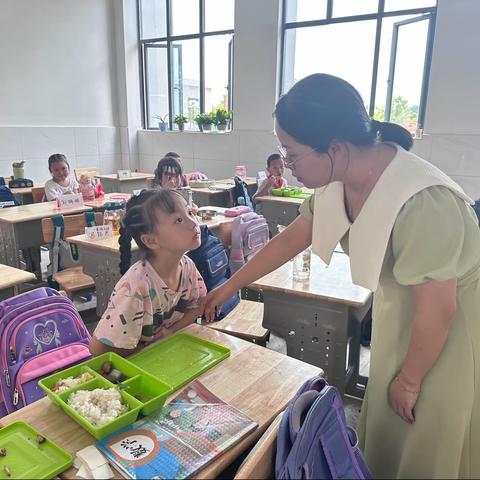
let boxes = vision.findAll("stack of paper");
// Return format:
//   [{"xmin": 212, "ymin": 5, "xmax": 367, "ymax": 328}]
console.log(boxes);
[{"xmin": 74, "ymin": 445, "xmax": 114, "ymax": 479}]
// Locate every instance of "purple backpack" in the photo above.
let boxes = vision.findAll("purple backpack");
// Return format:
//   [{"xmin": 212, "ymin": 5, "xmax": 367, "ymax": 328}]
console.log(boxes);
[
  {"xmin": 276, "ymin": 377, "xmax": 372, "ymax": 480},
  {"xmin": 0, "ymin": 288, "xmax": 91, "ymax": 417}
]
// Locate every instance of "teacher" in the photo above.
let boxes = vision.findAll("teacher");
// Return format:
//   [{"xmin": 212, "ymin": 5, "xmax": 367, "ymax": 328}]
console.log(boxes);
[{"xmin": 205, "ymin": 73, "xmax": 480, "ymax": 479}]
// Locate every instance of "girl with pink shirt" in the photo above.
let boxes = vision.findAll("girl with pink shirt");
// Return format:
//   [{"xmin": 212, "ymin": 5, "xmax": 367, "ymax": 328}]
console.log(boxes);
[{"xmin": 89, "ymin": 189, "xmax": 207, "ymax": 357}]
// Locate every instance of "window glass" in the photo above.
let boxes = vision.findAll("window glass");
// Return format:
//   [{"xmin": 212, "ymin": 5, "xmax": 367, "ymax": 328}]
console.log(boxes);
[{"xmin": 205, "ymin": 0, "xmax": 234, "ymax": 31}]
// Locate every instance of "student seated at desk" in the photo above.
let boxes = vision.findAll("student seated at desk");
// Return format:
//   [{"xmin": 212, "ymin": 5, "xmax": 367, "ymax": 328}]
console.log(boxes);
[
  {"xmin": 89, "ymin": 189, "xmax": 207, "ymax": 357},
  {"xmin": 154, "ymin": 156, "xmax": 199, "ymax": 214},
  {"xmin": 164, "ymin": 151, "xmax": 189, "ymax": 187},
  {"xmin": 253, "ymin": 153, "xmax": 288, "ymax": 202},
  {"xmin": 44, "ymin": 153, "xmax": 79, "ymax": 201}
]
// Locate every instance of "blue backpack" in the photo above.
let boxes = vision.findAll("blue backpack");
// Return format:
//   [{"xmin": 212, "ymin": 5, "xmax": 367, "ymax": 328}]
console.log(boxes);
[
  {"xmin": 233, "ymin": 175, "xmax": 254, "ymax": 210},
  {"xmin": 276, "ymin": 376, "xmax": 372, "ymax": 480},
  {"xmin": 0, "ymin": 186, "xmax": 19, "ymax": 208},
  {"xmin": 187, "ymin": 225, "xmax": 240, "ymax": 320}
]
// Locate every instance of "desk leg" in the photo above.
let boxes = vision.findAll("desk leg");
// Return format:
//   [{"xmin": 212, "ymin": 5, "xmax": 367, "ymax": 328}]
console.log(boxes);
[
  {"xmin": 0, "ymin": 222, "xmax": 21, "ymax": 268},
  {"xmin": 0, "ymin": 286, "xmax": 16, "ymax": 301},
  {"xmin": 262, "ymin": 291, "xmax": 369, "ymax": 398}
]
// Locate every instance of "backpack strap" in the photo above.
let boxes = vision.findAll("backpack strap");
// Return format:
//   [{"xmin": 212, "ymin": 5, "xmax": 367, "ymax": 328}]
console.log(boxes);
[
  {"xmin": 84, "ymin": 211, "xmax": 96, "ymax": 227},
  {"xmin": 50, "ymin": 215, "xmax": 65, "ymax": 275}
]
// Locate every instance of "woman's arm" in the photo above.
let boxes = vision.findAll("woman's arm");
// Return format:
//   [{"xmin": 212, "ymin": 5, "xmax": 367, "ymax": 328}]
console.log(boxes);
[
  {"xmin": 204, "ymin": 215, "xmax": 313, "ymax": 320},
  {"xmin": 389, "ymin": 278, "xmax": 457, "ymax": 423},
  {"xmin": 89, "ymin": 336, "xmax": 141, "ymax": 357}
]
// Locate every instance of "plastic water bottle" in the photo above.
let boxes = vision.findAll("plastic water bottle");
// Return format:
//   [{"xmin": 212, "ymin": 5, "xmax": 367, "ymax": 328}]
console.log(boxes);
[{"xmin": 293, "ymin": 246, "xmax": 312, "ymax": 282}]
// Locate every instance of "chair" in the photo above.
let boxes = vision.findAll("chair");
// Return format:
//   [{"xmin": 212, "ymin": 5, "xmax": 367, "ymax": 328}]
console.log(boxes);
[
  {"xmin": 74, "ymin": 167, "xmax": 99, "ymax": 182},
  {"xmin": 41, "ymin": 212, "xmax": 103, "ymax": 297},
  {"xmin": 203, "ymin": 299, "xmax": 270, "ymax": 346},
  {"xmin": 31, "ymin": 186, "xmax": 46, "ymax": 203},
  {"xmin": 234, "ymin": 411, "xmax": 284, "ymax": 479}
]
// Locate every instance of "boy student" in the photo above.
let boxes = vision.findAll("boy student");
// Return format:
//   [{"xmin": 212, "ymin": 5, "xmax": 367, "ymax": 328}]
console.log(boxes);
[{"xmin": 253, "ymin": 153, "xmax": 287, "ymax": 202}]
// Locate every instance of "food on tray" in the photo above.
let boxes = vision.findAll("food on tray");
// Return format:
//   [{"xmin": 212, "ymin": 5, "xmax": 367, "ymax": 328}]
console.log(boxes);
[
  {"xmin": 3, "ymin": 466, "xmax": 11, "ymax": 477},
  {"xmin": 52, "ymin": 372, "xmax": 94, "ymax": 393},
  {"xmin": 0, "ymin": 448, "xmax": 6, "ymax": 456},
  {"xmin": 36, "ymin": 435, "xmax": 45, "ymax": 444},
  {"xmin": 68, "ymin": 388, "xmax": 128, "ymax": 426}
]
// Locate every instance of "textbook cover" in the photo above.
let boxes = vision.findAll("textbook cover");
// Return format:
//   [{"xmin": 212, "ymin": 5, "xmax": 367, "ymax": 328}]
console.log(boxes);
[{"xmin": 96, "ymin": 380, "xmax": 258, "ymax": 479}]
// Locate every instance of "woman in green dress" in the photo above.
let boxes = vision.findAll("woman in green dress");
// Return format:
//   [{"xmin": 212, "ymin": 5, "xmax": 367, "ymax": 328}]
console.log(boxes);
[{"xmin": 205, "ymin": 73, "xmax": 480, "ymax": 479}]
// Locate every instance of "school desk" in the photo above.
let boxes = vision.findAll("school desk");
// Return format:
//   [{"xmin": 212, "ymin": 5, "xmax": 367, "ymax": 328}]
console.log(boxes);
[
  {"xmin": 67, "ymin": 211, "xmax": 235, "ymax": 315},
  {"xmin": 249, "ymin": 252, "xmax": 372, "ymax": 398},
  {"xmin": 95, "ymin": 172, "xmax": 155, "ymax": 194},
  {"xmin": 190, "ymin": 178, "xmax": 258, "ymax": 208},
  {"xmin": 0, "ymin": 202, "xmax": 93, "ymax": 278},
  {"xmin": 254, "ymin": 191, "xmax": 311, "ymax": 236},
  {"xmin": 0, "ymin": 324, "xmax": 322, "ymax": 479},
  {"xmin": 0, "ymin": 264, "xmax": 36, "ymax": 299},
  {"xmin": 10, "ymin": 185, "xmax": 39, "ymax": 205},
  {"xmin": 83, "ymin": 193, "xmax": 131, "ymax": 210}
]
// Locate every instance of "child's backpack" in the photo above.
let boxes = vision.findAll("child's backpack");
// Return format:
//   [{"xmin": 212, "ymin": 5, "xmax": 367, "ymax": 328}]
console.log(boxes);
[
  {"xmin": 230, "ymin": 212, "xmax": 269, "ymax": 275},
  {"xmin": 47, "ymin": 212, "xmax": 97, "ymax": 288},
  {"xmin": 0, "ymin": 186, "xmax": 19, "ymax": 208},
  {"xmin": 187, "ymin": 225, "xmax": 240, "ymax": 319},
  {"xmin": 232, "ymin": 175, "xmax": 254, "ymax": 210},
  {"xmin": 276, "ymin": 376, "xmax": 372, "ymax": 480},
  {"xmin": 0, "ymin": 288, "xmax": 92, "ymax": 417}
]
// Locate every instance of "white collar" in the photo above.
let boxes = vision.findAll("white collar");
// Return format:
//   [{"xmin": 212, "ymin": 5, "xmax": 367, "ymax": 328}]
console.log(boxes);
[{"xmin": 312, "ymin": 145, "xmax": 472, "ymax": 291}]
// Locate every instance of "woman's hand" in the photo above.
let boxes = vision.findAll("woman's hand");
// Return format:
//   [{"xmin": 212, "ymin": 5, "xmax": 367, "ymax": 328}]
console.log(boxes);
[
  {"xmin": 204, "ymin": 282, "xmax": 238, "ymax": 322},
  {"xmin": 388, "ymin": 372, "xmax": 421, "ymax": 424}
]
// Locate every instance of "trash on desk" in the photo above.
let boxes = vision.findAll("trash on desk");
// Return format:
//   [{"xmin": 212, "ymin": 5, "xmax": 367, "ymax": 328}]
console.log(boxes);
[{"xmin": 74, "ymin": 445, "xmax": 113, "ymax": 479}]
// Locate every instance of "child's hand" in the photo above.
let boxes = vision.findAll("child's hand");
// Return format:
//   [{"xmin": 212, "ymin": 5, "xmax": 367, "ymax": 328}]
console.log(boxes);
[{"xmin": 204, "ymin": 283, "xmax": 237, "ymax": 322}]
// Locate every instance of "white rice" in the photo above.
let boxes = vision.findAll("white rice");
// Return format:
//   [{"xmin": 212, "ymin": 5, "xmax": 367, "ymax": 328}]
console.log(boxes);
[{"xmin": 68, "ymin": 388, "xmax": 128, "ymax": 426}]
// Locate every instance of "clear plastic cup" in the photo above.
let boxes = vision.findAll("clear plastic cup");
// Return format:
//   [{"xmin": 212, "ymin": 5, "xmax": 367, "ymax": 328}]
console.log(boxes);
[{"xmin": 293, "ymin": 247, "xmax": 312, "ymax": 281}]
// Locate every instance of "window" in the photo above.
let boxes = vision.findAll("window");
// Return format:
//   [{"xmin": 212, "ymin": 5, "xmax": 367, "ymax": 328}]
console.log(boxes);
[
  {"xmin": 281, "ymin": 0, "xmax": 437, "ymax": 133},
  {"xmin": 139, "ymin": 0, "xmax": 234, "ymax": 130}
]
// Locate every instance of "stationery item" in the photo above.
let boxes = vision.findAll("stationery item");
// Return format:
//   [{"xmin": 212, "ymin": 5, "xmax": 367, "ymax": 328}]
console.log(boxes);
[
  {"xmin": 56, "ymin": 193, "xmax": 84, "ymax": 209},
  {"xmin": 97, "ymin": 380, "xmax": 258, "ymax": 479},
  {"xmin": 224, "ymin": 205, "xmax": 252, "ymax": 217},
  {"xmin": 74, "ymin": 445, "xmax": 114, "ymax": 479},
  {"xmin": 117, "ymin": 170, "xmax": 132, "ymax": 179},
  {"xmin": 85, "ymin": 224, "xmax": 113, "ymax": 241}
]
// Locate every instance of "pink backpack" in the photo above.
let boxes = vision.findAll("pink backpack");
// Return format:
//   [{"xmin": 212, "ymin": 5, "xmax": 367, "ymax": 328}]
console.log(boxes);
[
  {"xmin": 0, "ymin": 288, "xmax": 91, "ymax": 417},
  {"xmin": 229, "ymin": 212, "xmax": 269, "ymax": 274}
]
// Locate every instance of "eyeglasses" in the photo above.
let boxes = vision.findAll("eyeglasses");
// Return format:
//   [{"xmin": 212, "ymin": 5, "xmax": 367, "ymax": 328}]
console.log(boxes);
[{"xmin": 277, "ymin": 145, "xmax": 319, "ymax": 169}]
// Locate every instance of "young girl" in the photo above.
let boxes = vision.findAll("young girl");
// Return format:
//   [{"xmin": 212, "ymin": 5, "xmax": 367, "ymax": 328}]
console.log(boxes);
[
  {"xmin": 164, "ymin": 151, "xmax": 189, "ymax": 187},
  {"xmin": 89, "ymin": 189, "xmax": 207, "ymax": 357},
  {"xmin": 155, "ymin": 156, "xmax": 199, "ymax": 213},
  {"xmin": 44, "ymin": 153, "xmax": 79, "ymax": 201}
]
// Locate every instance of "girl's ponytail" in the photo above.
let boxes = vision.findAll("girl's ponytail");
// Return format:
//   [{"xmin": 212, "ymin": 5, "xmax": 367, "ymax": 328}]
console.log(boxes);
[{"xmin": 119, "ymin": 224, "xmax": 132, "ymax": 275}]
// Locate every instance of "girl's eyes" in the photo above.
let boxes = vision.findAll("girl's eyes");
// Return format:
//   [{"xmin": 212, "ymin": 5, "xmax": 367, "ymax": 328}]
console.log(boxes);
[
  {"xmin": 175, "ymin": 217, "xmax": 183, "ymax": 224},
  {"xmin": 188, "ymin": 210, "xmax": 194, "ymax": 217}
]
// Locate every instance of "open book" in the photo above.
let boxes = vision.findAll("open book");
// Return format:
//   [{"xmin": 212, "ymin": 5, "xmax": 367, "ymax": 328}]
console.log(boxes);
[{"xmin": 96, "ymin": 380, "xmax": 258, "ymax": 479}]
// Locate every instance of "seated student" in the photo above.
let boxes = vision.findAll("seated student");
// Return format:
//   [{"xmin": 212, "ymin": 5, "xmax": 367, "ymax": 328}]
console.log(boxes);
[
  {"xmin": 89, "ymin": 189, "xmax": 207, "ymax": 357},
  {"xmin": 253, "ymin": 153, "xmax": 287, "ymax": 202},
  {"xmin": 164, "ymin": 151, "xmax": 189, "ymax": 187},
  {"xmin": 155, "ymin": 156, "xmax": 199, "ymax": 214},
  {"xmin": 44, "ymin": 153, "xmax": 79, "ymax": 201}
]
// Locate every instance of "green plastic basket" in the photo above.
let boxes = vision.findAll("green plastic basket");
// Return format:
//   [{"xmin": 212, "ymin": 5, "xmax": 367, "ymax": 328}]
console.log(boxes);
[{"xmin": 0, "ymin": 421, "xmax": 72, "ymax": 479}]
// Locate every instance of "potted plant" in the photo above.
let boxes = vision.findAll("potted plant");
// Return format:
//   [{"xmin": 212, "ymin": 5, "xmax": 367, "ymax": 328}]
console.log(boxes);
[
  {"xmin": 174, "ymin": 114, "xmax": 188, "ymax": 132},
  {"xmin": 154, "ymin": 114, "xmax": 169, "ymax": 132},
  {"xmin": 214, "ymin": 108, "xmax": 232, "ymax": 132},
  {"xmin": 194, "ymin": 113, "xmax": 214, "ymax": 132},
  {"xmin": 12, "ymin": 161, "xmax": 25, "ymax": 179}
]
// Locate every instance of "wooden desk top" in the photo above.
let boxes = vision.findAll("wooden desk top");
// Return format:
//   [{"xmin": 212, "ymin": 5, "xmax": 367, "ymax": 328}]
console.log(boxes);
[
  {"xmin": 250, "ymin": 252, "xmax": 371, "ymax": 307},
  {"xmin": 190, "ymin": 178, "xmax": 257, "ymax": 194},
  {"xmin": 255, "ymin": 192, "xmax": 312, "ymax": 206},
  {"xmin": 0, "ymin": 202, "xmax": 93, "ymax": 224},
  {"xmin": 95, "ymin": 172, "xmax": 154, "ymax": 182},
  {"xmin": 83, "ymin": 193, "xmax": 131, "ymax": 209},
  {"xmin": 0, "ymin": 324, "xmax": 321, "ymax": 479},
  {"xmin": 10, "ymin": 185, "xmax": 39, "ymax": 195},
  {"xmin": 68, "ymin": 214, "xmax": 235, "ymax": 253},
  {"xmin": 0, "ymin": 264, "xmax": 36, "ymax": 288}
]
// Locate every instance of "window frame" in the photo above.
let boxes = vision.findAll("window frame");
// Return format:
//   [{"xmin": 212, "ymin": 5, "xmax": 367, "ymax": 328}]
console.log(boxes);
[
  {"xmin": 279, "ymin": 0, "xmax": 437, "ymax": 130},
  {"xmin": 137, "ymin": 0, "xmax": 234, "ymax": 130}
]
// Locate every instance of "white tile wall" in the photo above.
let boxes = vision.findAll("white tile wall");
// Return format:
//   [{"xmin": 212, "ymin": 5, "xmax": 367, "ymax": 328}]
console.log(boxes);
[{"xmin": 0, "ymin": 126, "xmax": 123, "ymax": 183}]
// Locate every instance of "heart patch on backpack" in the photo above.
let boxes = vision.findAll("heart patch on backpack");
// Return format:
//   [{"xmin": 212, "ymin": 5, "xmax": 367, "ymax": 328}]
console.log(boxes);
[{"xmin": 33, "ymin": 320, "xmax": 61, "ymax": 353}]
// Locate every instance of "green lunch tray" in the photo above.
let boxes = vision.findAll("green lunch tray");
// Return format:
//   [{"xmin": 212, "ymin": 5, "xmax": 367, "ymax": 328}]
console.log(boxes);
[
  {"xmin": 39, "ymin": 352, "xmax": 172, "ymax": 440},
  {"xmin": 129, "ymin": 332, "xmax": 231, "ymax": 392},
  {"xmin": 0, "ymin": 421, "xmax": 73, "ymax": 479}
]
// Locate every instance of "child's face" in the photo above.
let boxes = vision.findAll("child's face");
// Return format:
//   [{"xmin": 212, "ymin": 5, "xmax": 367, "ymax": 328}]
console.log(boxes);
[
  {"xmin": 143, "ymin": 195, "xmax": 201, "ymax": 254},
  {"xmin": 50, "ymin": 161, "xmax": 70, "ymax": 182},
  {"xmin": 267, "ymin": 158, "xmax": 285, "ymax": 178},
  {"xmin": 160, "ymin": 170, "xmax": 181, "ymax": 189}
]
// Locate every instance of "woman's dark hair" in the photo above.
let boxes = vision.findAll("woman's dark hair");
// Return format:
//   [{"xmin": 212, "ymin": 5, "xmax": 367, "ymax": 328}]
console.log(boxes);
[
  {"xmin": 275, "ymin": 73, "xmax": 413, "ymax": 152},
  {"xmin": 154, "ymin": 156, "xmax": 184, "ymax": 187},
  {"xmin": 267, "ymin": 153, "xmax": 282, "ymax": 168},
  {"xmin": 118, "ymin": 189, "xmax": 183, "ymax": 274},
  {"xmin": 48, "ymin": 153, "xmax": 70, "ymax": 172}
]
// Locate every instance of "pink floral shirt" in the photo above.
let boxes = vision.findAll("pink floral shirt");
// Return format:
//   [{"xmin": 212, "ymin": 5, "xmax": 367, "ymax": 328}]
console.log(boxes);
[{"xmin": 93, "ymin": 257, "xmax": 206, "ymax": 349}]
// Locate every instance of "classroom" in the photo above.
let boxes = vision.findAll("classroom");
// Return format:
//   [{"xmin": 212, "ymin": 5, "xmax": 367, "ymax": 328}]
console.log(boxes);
[{"xmin": 0, "ymin": 1, "xmax": 478, "ymax": 479}]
